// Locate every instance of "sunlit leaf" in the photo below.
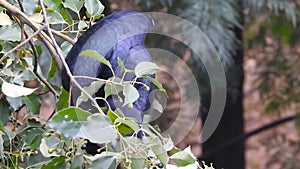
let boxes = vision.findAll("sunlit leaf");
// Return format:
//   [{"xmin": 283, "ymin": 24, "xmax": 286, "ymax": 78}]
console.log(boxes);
[
  {"xmin": 80, "ymin": 50, "xmax": 111, "ymax": 68},
  {"xmin": 84, "ymin": 0, "xmax": 104, "ymax": 16},
  {"xmin": 39, "ymin": 137, "xmax": 61, "ymax": 157},
  {"xmin": 29, "ymin": 13, "xmax": 44, "ymax": 24},
  {"xmin": 76, "ymin": 114, "xmax": 117, "ymax": 144},
  {"xmin": 78, "ymin": 20, "xmax": 87, "ymax": 30},
  {"xmin": 48, "ymin": 108, "xmax": 117, "ymax": 144},
  {"xmin": 76, "ymin": 81, "xmax": 105, "ymax": 106},
  {"xmin": 1, "ymin": 80, "xmax": 37, "ymax": 98},
  {"xmin": 135, "ymin": 62, "xmax": 159, "ymax": 77},
  {"xmin": 123, "ymin": 83, "xmax": 139, "ymax": 106},
  {"xmin": 0, "ymin": 12, "xmax": 12, "ymax": 26}
]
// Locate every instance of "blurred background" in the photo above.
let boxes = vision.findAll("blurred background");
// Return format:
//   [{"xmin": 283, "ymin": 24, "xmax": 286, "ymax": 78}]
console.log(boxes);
[{"xmin": 73, "ymin": 0, "xmax": 300, "ymax": 168}]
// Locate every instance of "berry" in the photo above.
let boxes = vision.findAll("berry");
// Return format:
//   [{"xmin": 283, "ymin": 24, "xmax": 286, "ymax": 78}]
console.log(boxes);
[
  {"xmin": 19, "ymin": 156, "xmax": 25, "ymax": 163},
  {"xmin": 48, "ymin": 148, "xmax": 54, "ymax": 154},
  {"xmin": 55, "ymin": 149, "xmax": 62, "ymax": 155},
  {"xmin": 81, "ymin": 144, "xmax": 87, "ymax": 150},
  {"xmin": 127, "ymin": 103, "xmax": 134, "ymax": 109},
  {"xmin": 157, "ymin": 163, "xmax": 164, "ymax": 168}
]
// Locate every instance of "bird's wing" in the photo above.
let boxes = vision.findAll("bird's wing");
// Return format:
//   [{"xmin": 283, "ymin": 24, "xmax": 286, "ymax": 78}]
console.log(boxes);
[{"xmin": 62, "ymin": 10, "xmax": 153, "ymax": 90}]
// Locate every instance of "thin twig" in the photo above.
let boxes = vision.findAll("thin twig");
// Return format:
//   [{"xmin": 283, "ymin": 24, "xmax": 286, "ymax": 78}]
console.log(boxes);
[
  {"xmin": 0, "ymin": 0, "xmax": 61, "ymax": 68},
  {"xmin": 16, "ymin": 1, "xmax": 59, "ymax": 97},
  {"xmin": 0, "ymin": 0, "xmax": 75, "ymax": 45},
  {"xmin": 0, "ymin": 25, "xmax": 45, "ymax": 63},
  {"xmin": 39, "ymin": 0, "xmax": 104, "ymax": 115},
  {"xmin": 73, "ymin": 76, "xmax": 122, "ymax": 85}
]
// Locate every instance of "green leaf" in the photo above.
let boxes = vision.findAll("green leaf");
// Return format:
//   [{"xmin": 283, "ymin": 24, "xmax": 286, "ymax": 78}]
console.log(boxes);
[
  {"xmin": 150, "ymin": 138, "xmax": 168, "ymax": 166},
  {"xmin": 41, "ymin": 156, "xmax": 67, "ymax": 169},
  {"xmin": 46, "ymin": 58, "xmax": 58, "ymax": 83},
  {"xmin": 0, "ymin": 98, "xmax": 13, "ymax": 125},
  {"xmin": 0, "ymin": 135, "xmax": 3, "ymax": 157},
  {"xmin": 1, "ymin": 80, "xmax": 37, "ymax": 98},
  {"xmin": 131, "ymin": 157, "xmax": 145, "ymax": 169},
  {"xmin": 57, "ymin": 88, "xmax": 70, "ymax": 111},
  {"xmin": 135, "ymin": 62, "xmax": 159, "ymax": 77},
  {"xmin": 107, "ymin": 109, "xmax": 118, "ymax": 123},
  {"xmin": 48, "ymin": 107, "xmax": 91, "ymax": 137},
  {"xmin": 39, "ymin": 137, "xmax": 61, "ymax": 157},
  {"xmin": 60, "ymin": 9, "xmax": 73, "ymax": 24},
  {"xmin": 63, "ymin": 0, "xmax": 84, "ymax": 13},
  {"xmin": 24, "ymin": 93, "xmax": 41, "ymax": 115},
  {"xmin": 48, "ymin": 109, "xmax": 117, "ymax": 144},
  {"xmin": 84, "ymin": 0, "xmax": 104, "ymax": 16},
  {"xmin": 60, "ymin": 41, "xmax": 72, "ymax": 56},
  {"xmin": 170, "ymin": 146, "xmax": 197, "ymax": 167},
  {"xmin": 0, "ymin": 25, "xmax": 21, "ymax": 41},
  {"xmin": 80, "ymin": 50, "xmax": 111, "ymax": 68},
  {"xmin": 22, "ymin": 0, "xmax": 38, "ymax": 15},
  {"xmin": 70, "ymin": 155, "xmax": 84, "ymax": 169},
  {"xmin": 44, "ymin": 0, "xmax": 63, "ymax": 12},
  {"xmin": 123, "ymin": 83, "xmax": 139, "ymax": 106},
  {"xmin": 5, "ymin": 129, "xmax": 16, "ymax": 140},
  {"xmin": 76, "ymin": 81, "xmax": 105, "ymax": 106},
  {"xmin": 90, "ymin": 155, "xmax": 117, "ymax": 169},
  {"xmin": 6, "ymin": 96, "xmax": 23, "ymax": 110},
  {"xmin": 104, "ymin": 77, "xmax": 122, "ymax": 99},
  {"xmin": 117, "ymin": 58, "xmax": 126, "ymax": 73},
  {"xmin": 29, "ymin": 13, "xmax": 43, "ymax": 24},
  {"xmin": 77, "ymin": 114, "xmax": 117, "ymax": 144},
  {"xmin": 78, "ymin": 20, "xmax": 88, "ymax": 30},
  {"xmin": 142, "ymin": 76, "xmax": 166, "ymax": 94},
  {"xmin": 22, "ymin": 128, "xmax": 44, "ymax": 149},
  {"xmin": 46, "ymin": 9, "xmax": 66, "ymax": 24},
  {"xmin": 114, "ymin": 117, "xmax": 139, "ymax": 135}
]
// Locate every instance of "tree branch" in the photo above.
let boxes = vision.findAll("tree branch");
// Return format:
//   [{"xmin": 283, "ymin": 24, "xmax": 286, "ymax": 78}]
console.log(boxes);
[
  {"xmin": 199, "ymin": 115, "xmax": 297, "ymax": 160},
  {"xmin": 39, "ymin": 0, "xmax": 104, "ymax": 115}
]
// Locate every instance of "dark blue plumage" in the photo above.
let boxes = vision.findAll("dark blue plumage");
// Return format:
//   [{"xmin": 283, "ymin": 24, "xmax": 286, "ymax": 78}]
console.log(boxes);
[{"xmin": 61, "ymin": 10, "xmax": 155, "ymax": 123}]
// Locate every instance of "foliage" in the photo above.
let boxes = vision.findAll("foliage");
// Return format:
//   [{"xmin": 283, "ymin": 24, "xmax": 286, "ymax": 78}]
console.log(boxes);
[
  {"xmin": 0, "ymin": 0, "xmax": 210, "ymax": 168},
  {"xmin": 243, "ymin": 0, "xmax": 300, "ymax": 115}
]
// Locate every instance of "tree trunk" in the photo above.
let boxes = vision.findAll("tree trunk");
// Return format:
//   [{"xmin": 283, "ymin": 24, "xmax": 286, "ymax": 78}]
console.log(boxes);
[{"xmin": 199, "ymin": 4, "xmax": 245, "ymax": 169}]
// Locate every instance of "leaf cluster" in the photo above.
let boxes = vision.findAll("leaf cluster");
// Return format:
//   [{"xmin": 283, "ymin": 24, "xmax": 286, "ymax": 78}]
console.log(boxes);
[{"xmin": 0, "ymin": 0, "xmax": 207, "ymax": 168}]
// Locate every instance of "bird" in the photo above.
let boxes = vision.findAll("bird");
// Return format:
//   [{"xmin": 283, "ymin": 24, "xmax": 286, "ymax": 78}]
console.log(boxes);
[{"xmin": 61, "ymin": 10, "xmax": 155, "ymax": 154}]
